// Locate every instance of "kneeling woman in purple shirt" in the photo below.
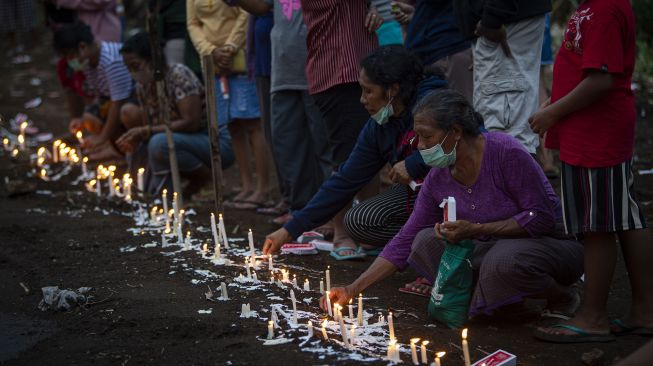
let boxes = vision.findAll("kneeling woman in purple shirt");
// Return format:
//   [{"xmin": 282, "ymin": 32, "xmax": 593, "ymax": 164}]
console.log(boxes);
[{"xmin": 322, "ymin": 89, "xmax": 584, "ymax": 319}]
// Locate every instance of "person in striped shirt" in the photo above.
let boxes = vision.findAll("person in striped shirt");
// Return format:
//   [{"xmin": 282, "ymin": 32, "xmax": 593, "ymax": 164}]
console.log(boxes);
[{"xmin": 54, "ymin": 22, "xmax": 134, "ymax": 162}]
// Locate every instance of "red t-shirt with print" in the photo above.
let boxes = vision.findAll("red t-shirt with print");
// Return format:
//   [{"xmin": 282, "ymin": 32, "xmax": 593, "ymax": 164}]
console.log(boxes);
[{"xmin": 545, "ymin": 0, "xmax": 636, "ymax": 168}]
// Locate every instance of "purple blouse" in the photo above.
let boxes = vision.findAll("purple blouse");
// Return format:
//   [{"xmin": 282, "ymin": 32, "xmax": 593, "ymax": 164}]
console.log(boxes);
[{"xmin": 379, "ymin": 132, "xmax": 561, "ymax": 271}]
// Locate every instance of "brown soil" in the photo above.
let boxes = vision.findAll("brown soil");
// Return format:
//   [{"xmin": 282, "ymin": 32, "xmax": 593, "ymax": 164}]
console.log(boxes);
[{"xmin": 1, "ymin": 31, "xmax": 652, "ymax": 366}]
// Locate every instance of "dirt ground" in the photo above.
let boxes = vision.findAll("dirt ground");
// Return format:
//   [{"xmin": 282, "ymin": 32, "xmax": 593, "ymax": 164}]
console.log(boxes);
[{"xmin": 1, "ymin": 31, "xmax": 653, "ymax": 366}]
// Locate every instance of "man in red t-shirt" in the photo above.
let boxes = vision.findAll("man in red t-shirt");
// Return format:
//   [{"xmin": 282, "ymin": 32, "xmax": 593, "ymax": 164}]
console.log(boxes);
[{"xmin": 529, "ymin": 0, "xmax": 653, "ymax": 343}]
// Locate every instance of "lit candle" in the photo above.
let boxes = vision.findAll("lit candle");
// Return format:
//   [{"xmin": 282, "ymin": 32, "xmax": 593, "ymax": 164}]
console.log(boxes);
[
  {"xmin": 165, "ymin": 210, "xmax": 172, "ymax": 232},
  {"xmin": 319, "ymin": 279, "xmax": 324, "ymax": 294},
  {"xmin": 292, "ymin": 274, "xmax": 297, "ymax": 287},
  {"xmin": 39, "ymin": 168, "xmax": 48, "ymax": 181},
  {"xmin": 410, "ymin": 338, "xmax": 420, "ymax": 365},
  {"xmin": 267, "ymin": 320, "xmax": 274, "ymax": 340},
  {"xmin": 214, "ymin": 243, "xmax": 221, "ymax": 260},
  {"xmin": 348, "ymin": 299, "xmax": 354, "ymax": 322},
  {"xmin": 462, "ymin": 328, "xmax": 471, "ymax": 366},
  {"xmin": 321, "ymin": 319, "xmax": 328, "ymax": 340},
  {"xmin": 325, "ymin": 266, "xmax": 331, "ymax": 291},
  {"xmin": 172, "ymin": 192, "xmax": 179, "ymax": 226},
  {"xmin": 82, "ymin": 157, "xmax": 88, "ymax": 176},
  {"xmin": 357, "ymin": 293, "xmax": 364, "ymax": 326},
  {"xmin": 137, "ymin": 167, "xmax": 145, "ymax": 192},
  {"xmin": 162, "ymin": 189, "xmax": 169, "ymax": 226},
  {"xmin": 17, "ymin": 134, "xmax": 25, "ymax": 150},
  {"xmin": 270, "ymin": 271, "xmax": 274, "ymax": 283},
  {"xmin": 268, "ymin": 254, "xmax": 273, "ymax": 270},
  {"xmin": 2, "ymin": 138, "xmax": 9, "ymax": 151},
  {"xmin": 108, "ymin": 177, "xmax": 116, "ymax": 197},
  {"xmin": 161, "ymin": 232, "xmax": 167, "ymax": 247},
  {"xmin": 388, "ymin": 312, "xmax": 395, "ymax": 341},
  {"xmin": 177, "ymin": 210, "xmax": 184, "ymax": 244},
  {"xmin": 303, "ymin": 279, "xmax": 310, "ymax": 291},
  {"xmin": 421, "ymin": 340, "xmax": 429, "ymax": 364},
  {"xmin": 333, "ymin": 303, "xmax": 340, "ymax": 322},
  {"xmin": 52, "ymin": 140, "xmax": 61, "ymax": 162},
  {"xmin": 75, "ymin": 130, "xmax": 83, "ymax": 144},
  {"xmin": 95, "ymin": 176, "xmax": 101, "ymax": 197},
  {"xmin": 434, "ymin": 351, "xmax": 445, "ymax": 366},
  {"xmin": 202, "ymin": 243, "xmax": 208, "ymax": 254},
  {"xmin": 150, "ymin": 206, "xmax": 158, "ymax": 225},
  {"xmin": 210, "ymin": 213, "xmax": 220, "ymax": 249},
  {"xmin": 185, "ymin": 230, "xmax": 191, "ymax": 249},
  {"xmin": 307, "ymin": 320, "xmax": 314, "ymax": 338},
  {"xmin": 325, "ymin": 291, "xmax": 333, "ymax": 317},
  {"xmin": 218, "ymin": 213, "xmax": 229, "ymax": 248},
  {"xmin": 387, "ymin": 339, "xmax": 398, "ymax": 362},
  {"xmin": 349, "ymin": 325, "xmax": 356, "ymax": 346},
  {"xmin": 11, "ymin": 148, "xmax": 19, "ymax": 157}
]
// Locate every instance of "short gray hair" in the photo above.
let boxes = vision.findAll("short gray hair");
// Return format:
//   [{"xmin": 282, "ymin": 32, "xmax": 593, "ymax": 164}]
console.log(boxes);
[{"xmin": 412, "ymin": 89, "xmax": 483, "ymax": 136}]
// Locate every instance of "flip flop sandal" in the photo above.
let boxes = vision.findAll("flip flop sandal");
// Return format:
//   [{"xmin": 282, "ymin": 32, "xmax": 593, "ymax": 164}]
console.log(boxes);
[
  {"xmin": 611, "ymin": 319, "xmax": 653, "ymax": 337},
  {"xmin": 330, "ymin": 246, "xmax": 366, "ymax": 261},
  {"xmin": 356, "ymin": 246, "xmax": 383, "ymax": 257},
  {"xmin": 257, "ymin": 204, "xmax": 289, "ymax": 216},
  {"xmin": 533, "ymin": 324, "xmax": 616, "ymax": 343},
  {"xmin": 232, "ymin": 200, "xmax": 273, "ymax": 210}
]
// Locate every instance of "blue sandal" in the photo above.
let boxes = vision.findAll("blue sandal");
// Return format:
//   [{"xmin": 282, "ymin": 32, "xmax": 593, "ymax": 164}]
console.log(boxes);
[{"xmin": 330, "ymin": 246, "xmax": 366, "ymax": 261}]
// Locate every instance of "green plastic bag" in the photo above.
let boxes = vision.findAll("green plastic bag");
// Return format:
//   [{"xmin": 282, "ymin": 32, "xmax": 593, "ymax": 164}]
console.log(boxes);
[{"xmin": 427, "ymin": 239, "xmax": 475, "ymax": 328}]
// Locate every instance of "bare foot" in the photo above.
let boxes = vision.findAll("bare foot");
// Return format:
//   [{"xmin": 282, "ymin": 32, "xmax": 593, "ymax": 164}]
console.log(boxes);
[
  {"xmin": 245, "ymin": 190, "xmax": 269, "ymax": 205},
  {"xmin": 232, "ymin": 189, "xmax": 253, "ymax": 202}
]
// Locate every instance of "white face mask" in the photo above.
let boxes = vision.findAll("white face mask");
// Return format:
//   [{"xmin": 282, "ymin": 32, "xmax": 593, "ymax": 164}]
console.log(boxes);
[
  {"xmin": 371, "ymin": 96, "xmax": 394, "ymax": 126},
  {"xmin": 419, "ymin": 132, "xmax": 458, "ymax": 168}
]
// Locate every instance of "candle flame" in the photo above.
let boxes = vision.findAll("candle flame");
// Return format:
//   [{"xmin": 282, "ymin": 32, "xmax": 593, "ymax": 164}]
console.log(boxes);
[
  {"xmin": 462, "ymin": 328, "xmax": 468, "ymax": 339},
  {"xmin": 349, "ymin": 299, "xmax": 352, "ymax": 304},
  {"xmin": 203, "ymin": 243, "xmax": 208, "ymax": 252},
  {"xmin": 422, "ymin": 340, "xmax": 429, "ymax": 346},
  {"xmin": 389, "ymin": 339, "xmax": 397, "ymax": 346},
  {"xmin": 54, "ymin": 140, "xmax": 61, "ymax": 147},
  {"xmin": 322, "ymin": 319, "xmax": 328, "ymax": 328},
  {"xmin": 436, "ymin": 352, "xmax": 446, "ymax": 358},
  {"xmin": 410, "ymin": 338, "xmax": 420, "ymax": 344},
  {"xmin": 162, "ymin": 188, "xmax": 167, "ymax": 196},
  {"xmin": 83, "ymin": 156, "xmax": 88, "ymax": 163},
  {"xmin": 17, "ymin": 134, "xmax": 24, "ymax": 143},
  {"xmin": 3, "ymin": 138, "xmax": 9, "ymax": 145},
  {"xmin": 138, "ymin": 167, "xmax": 145, "ymax": 174},
  {"xmin": 20, "ymin": 121, "xmax": 28, "ymax": 129},
  {"xmin": 75, "ymin": 131, "xmax": 82, "ymax": 139},
  {"xmin": 37, "ymin": 147, "xmax": 45, "ymax": 155},
  {"xmin": 11, "ymin": 149, "xmax": 18, "ymax": 156},
  {"xmin": 40, "ymin": 168, "xmax": 46, "ymax": 177}
]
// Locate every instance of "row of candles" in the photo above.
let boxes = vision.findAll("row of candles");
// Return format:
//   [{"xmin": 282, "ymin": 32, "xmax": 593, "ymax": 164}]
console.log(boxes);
[{"xmin": 25, "ymin": 139, "xmax": 475, "ymax": 366}]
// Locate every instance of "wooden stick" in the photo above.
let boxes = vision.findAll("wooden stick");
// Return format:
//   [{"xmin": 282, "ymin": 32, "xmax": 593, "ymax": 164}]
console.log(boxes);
[
  {"xmin": 201, "ymin": 54, "xmax": 225, "ymax": 216},
  {"xmin": 146, "ymin": 1, "xmax": 183, "ymax": 207}
]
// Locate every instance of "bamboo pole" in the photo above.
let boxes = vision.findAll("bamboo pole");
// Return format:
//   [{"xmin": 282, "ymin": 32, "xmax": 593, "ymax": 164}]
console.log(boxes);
[
  {"xmin": 201, "ymin": 55, "xmax": 225, "ymax": 215},
  {"xmin": 146, "ymin": 0, "xmax": 183, "ymax": 207}
]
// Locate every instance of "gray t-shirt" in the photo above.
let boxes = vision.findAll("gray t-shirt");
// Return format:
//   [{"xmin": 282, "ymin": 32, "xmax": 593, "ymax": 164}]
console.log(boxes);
[{"xmin": 265, "ymin": 0, "xmax": 310, "ymax": 92}]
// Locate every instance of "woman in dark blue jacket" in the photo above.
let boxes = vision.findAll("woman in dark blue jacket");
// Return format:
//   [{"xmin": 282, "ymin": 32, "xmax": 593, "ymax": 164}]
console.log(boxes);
[{"xmin": 263, "ymin": 45, "xmax": 446, "ymax": 259}]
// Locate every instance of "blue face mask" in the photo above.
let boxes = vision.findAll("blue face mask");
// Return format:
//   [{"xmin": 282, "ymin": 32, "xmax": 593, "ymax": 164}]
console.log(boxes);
[
  {"xmin": 371, "ymin": 97, "xmax": 394, "ymax": 126},
  {"xmin": 419, "ymin": 132, "xmax": 458, "ymax": 168}
]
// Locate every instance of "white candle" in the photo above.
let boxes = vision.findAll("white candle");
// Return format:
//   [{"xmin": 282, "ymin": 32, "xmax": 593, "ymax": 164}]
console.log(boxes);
[
  {"xmin": 435, "ymin": 351, "xmax": 445, "ymax": 366},
  {"xmin": 321, "ymin": 319, "xmax": 328, "ymax": 340},
  {"xmin": 52, "ymin": 140, "xmax": 61, "ymax": 163},
  {"xmin": 162, "ymin": 189, "xmax": 169, "ymax": 226},
  {"xmin": 410, "ymin": 338, "xmax": 420, "ymax": 365},
  {"xmin": 218, "ymin": 214, "xmax": 229, "ymax": 248},
  {"xmin": 161, "ymin": 232, "xmax": 167, "ymax": 247},
  {"xmin": 165, "ymin": 210, "xmax": 172, "ymax": 232},
  {"xmin": 325, "ymin": 291, "xmax": 333, "ymax": 317},
  {"xmin": 333, "ymin": 303, "xmax": 339, "ymax": 322},
  {"xmin": 82, "ymin": 157, "xmax": 88, "ymax": 176},
  {"xmin": 108, "ymin": 176, "xmax": 115, "ymax": 197},
  {"xmin": 387, "ymin": 339, "xmax": 397, "ymax": 362},
  {"xmin": 349, "ymin": 325, "xmax": 356, "ymax": 346},
  {"xmin": 290, "ymin": 289, "xmax": 298, "ymax": 325},
  {"xmin": 17, "ymin": 134, "xmax": 25, "ymax": 151},
  {"xmin": 245, "ymin": 258, "xmax": 251, "ymax": 278},
  {"xmin": 75, "ymin": 130, "xmax": 83, "ymax": 144},
  {"xmin": 214, "ymin": 243, "xmax": 221, "ymax": 260},
  {"xmin": 270, "ymin": 271, "xmax": 274, "ymax": 283},
  {"xmin": 248, "ymin": 228, "xmax": 255, "ymax": 255},
  {"xmin": 357, "ymin": 293, "xmax": 364, "ymax": 326},
  {"xmin": 137, "ymin": 167, "xmax": 145, "ymax": 192},
  {"xmin": 338, "ymin": 316, "xmax": 350, "ymax": 348},
  {"xmin": 462, "ymin": 328, "xmax": 471, "ymax": 366},
  {"xmin": 421, "ymin": 340, "xmax": 429, "ymax": 365},
  {"xmin": 96, "ymin": 176, "xmax": 101, "ymax": 197},
  {"xmin": 303, "ymin": 279, "xmax": 310, "ymax": 291},
  {"xmin": 319, "ymin": 279, "xmax": 324, "ymax": 294},
  {"xmin": 307, "ymin": 320, "xmax": 314, "ymax": 338},
  {"xmin": 176, "ymin": 221, "xmax": 183, "ymax": 245},
  {"xmin": 202, "ymin": 243, "xmax": 208, "ymax": 254},
  {"xmin": 388, "ymin": 312, "xmax": 395, "ymax": 341},
  {"xmin": 326, "ymin": 266, "xmax": 331, "ymax": 291},
  {"xmin": 220, "ymin": 282, "xmax": 229, "ymax": 300},
  {"xmin": 39, "ymin": 168, "xmax": 48, "ymax": 181},
  {"xmin": 268, "ymin": 254, "xmax": 273, "ymax": 271},
  {"xmin": 348, "ymin": 299, "xmax": 354, "ymax": 322},
  {"xmin": 172, "ymin": 192, "xmax": 179, "ymax": 226},
  {"xmin": 185, "ymin": 230, "xmax": 191, "ymax": 249},
  {"xmin": 292, "ymin": 274, "xmax": 298, "ymax": 287},
  {"xmin": 210, "ymin": 213, "xmax": 220, "ymax": 248},
  {"xmin": 267, "ymin": 320, "xmax": 274, "ymax": 339},
  {"xmin": 150, "ymin": 206, "xmax": 158, "ymax": 225}
]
